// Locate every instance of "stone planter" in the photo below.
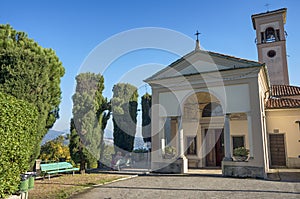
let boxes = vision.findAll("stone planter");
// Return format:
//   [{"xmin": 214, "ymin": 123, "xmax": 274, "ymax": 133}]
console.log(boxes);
[
  {"xmin": 163, "ymin": 153, "xmax": 175, "ymax": 159},
  {"xmin": 233, "ymin": 156, "xmax": 248, "ymax": 162}
]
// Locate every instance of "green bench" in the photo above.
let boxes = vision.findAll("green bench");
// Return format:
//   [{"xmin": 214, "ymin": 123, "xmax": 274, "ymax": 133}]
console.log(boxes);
[{"xmin": 40, "ymin": 162, "xmax": 79, "ymax": 180}]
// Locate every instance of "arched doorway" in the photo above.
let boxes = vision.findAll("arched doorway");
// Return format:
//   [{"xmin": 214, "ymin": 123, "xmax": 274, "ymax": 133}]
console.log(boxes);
[
  {"xmin": 183, "ymin": 92, "xmax": 225, "ymax": 168},
  {"xmin": 202, "ymin": 102, "xmax": 224, "ymax": 167}
]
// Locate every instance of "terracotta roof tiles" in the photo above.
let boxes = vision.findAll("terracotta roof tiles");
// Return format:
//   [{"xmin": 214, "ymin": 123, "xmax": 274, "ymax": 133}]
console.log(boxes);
[
  {"xmin": 270, "ymin": 85, "xmax": 300, "ymax": 97},
  {"xmin": 266, "ymin": 98, "xmax": 300, "ymax": 109}
]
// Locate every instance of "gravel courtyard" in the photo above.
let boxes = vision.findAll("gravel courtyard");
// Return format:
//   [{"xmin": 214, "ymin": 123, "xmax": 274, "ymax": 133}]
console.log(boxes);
[{"xmin": 71, "ymin": 175, "xmax": 300, "ymax": 199}]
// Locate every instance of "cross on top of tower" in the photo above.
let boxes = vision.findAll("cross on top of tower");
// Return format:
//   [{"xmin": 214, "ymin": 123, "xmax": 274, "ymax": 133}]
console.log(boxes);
[
  {"xmin": 195, "ymin": 30, "xmax": 201, "ymax": 41},
  {"xmin": 194, "ymin": 30, "xmax": 201, "ymax": 51}
]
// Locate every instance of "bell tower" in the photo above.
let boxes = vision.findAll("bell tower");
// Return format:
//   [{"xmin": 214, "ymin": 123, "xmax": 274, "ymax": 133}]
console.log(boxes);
[{"xmin": 251, "ymin": 8, "xmax": 289, "ymax": 85}]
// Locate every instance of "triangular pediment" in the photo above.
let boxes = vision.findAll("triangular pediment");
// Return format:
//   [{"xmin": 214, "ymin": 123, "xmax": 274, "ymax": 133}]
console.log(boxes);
[{"xmin": 145, "ymin": 50, "xmax": 263, "ymax": 82}]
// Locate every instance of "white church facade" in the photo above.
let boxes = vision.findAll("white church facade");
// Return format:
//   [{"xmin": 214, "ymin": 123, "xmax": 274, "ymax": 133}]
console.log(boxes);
[{"xmin": 145, "ymin": 8, "xmax": 300, "ymax": 178}]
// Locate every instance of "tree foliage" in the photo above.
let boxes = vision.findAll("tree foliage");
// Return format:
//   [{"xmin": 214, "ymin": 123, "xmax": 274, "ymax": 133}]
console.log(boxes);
[
  {"xmin": 0, "ymin": 24, "xmax": 65, "ymax": 167},
  {"xmin": 71, "ymin": 73, "xmax": 109, "ymax": 172},
  {"xmin": 0, "ymin": 92, "xmax": 38, "ymax": 198},
  {"xmin": 112, "ymin": 83, "xmax": 138, "ymax": 152},
  {"xmin": 99, "ymin": 101, "xmax": 111, "ymax": 167},
  {"xmin": 69, "ymin": 118, "xmax": 97, "ymax": 172},
  {"xmin": 141, "ymin": 93, "xmax": 152, "ymax": 143},
  {"xmin": 39, "ymin": 136, "xmax": 71, "ymax": 162}
]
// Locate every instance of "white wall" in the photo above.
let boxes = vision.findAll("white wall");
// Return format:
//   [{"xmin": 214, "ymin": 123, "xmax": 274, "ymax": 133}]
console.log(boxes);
[{"xmin": 158, "ymin": 84, "xmax": 250, "ymax": 117}]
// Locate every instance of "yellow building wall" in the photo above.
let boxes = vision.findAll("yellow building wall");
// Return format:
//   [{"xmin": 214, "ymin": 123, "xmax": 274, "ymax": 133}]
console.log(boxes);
[
  {"xmin": 182, "ymin": 119, "xmax": 250, "ymax": 168},
  {"xmin": 230, "ymin": 120, "xmax": 249, "ymax": 150},
  {"xmin": 266, "ymin": 109, "xmax": 300, "ymax": 167}
]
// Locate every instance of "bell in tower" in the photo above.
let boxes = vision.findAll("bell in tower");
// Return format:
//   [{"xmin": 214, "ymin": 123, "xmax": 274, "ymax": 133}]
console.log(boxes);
[{"xmin": 252, "ymin": 8, "xmax": 289, "ymax": 85}]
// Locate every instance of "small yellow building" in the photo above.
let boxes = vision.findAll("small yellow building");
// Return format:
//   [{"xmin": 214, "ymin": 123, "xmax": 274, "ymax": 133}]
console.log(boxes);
[{"xmin": 266, "ymin": 85, "xmax": 300, "ymax": 168}]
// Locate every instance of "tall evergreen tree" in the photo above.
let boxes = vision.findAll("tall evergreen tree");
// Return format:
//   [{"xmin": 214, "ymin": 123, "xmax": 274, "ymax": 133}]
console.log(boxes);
[
  {"xmin": 71, "ymin": 73, "xmax": 109, "ymax": 172},
  {"xmin": 99, "ymin": 101, "xmax": 111, "ymax": 167},
  {"xmin": 141, "ymin": 93, "xmax": 152, "ymax": 143},
  {"xmin": 69, "ymin": 118, "xmax": 97, "ymax": 173},
  {"xmin": 112, "ymin": 83, "xmax": 138, "ymax": 152},
  {"xmin": 0, "ymin": 24, "xmax": 65, "ymax": 167}
]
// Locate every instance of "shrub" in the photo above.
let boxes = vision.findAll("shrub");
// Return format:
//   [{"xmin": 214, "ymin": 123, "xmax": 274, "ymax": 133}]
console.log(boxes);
[
  {"xmin": 164, "ymin": 146, "xmax": 176, "ymax": 159},
  {"xmin": 0, "ymin": 92, "xmax": 38, "ymax": 198},
  {"xmin": 39, "ymin": 136, "xmax": 71, "ymax": 162},
  {"xmin": 233, "ymin": 147, "xmax": 249, "ymax": 157}
]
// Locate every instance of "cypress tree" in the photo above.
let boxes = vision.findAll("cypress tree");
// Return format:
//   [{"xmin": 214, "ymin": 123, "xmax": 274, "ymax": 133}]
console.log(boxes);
[
  {"xmin": 71, "ymin": 72, "xmax": 108, "ymax": 172},
  {"xmin": 112, "ymin": 83, "xmax": 138, "ymax": 152},
  {"xmin": 141, "ymin": 93, "xmax": 152, "ymax": 143}
]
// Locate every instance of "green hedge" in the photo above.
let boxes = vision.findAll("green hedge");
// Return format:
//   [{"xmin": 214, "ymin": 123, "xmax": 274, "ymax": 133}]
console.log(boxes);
[{"xmin": 0, "ymin": 92, "xmax": 38, "ymax": 198}]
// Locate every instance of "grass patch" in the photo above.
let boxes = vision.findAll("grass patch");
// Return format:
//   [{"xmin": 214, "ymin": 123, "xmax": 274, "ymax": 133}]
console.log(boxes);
[{"xmin": 28, "ymin": 173, "xmax": 127, "ymax": 199}]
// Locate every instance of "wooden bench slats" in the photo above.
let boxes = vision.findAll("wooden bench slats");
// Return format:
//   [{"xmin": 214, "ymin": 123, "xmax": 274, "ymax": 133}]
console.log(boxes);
[
  {"xmin": 40, "ymin": 162, "xmax": 79, "ymax": 179},
  {"xmin": 46, "ymin": 168, "xmax": 79, "ymax": 174},
  {"xmin": 41, "ymin": 162, "xmax": 74, "ymax": 170}
]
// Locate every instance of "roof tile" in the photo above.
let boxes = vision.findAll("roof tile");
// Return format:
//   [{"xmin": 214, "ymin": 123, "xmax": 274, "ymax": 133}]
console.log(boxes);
[
  {"xmin": 266, "ymin": 98, "xmax": 300, "ymax": 109},
  {"xmin": 270, "ymin": 85, "xmax": 300, "ymax": 97}
]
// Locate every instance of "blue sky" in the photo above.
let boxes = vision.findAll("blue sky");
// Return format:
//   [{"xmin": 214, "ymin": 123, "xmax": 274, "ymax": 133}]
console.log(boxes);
[{"xmin": 1, "ymin": 0, "xmax": 299, "ymax": 133}]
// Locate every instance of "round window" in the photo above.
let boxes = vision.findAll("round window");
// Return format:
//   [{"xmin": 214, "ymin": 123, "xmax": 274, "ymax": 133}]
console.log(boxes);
[{"xmin": 267, "ymin": 50, "xmax": 276, "ymax": 58}]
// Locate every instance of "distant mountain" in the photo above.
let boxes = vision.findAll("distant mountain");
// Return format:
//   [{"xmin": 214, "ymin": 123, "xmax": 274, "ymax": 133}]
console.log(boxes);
[
  {"xmin": 42, "ymin": 129, "xmax": 69, "ymax": 145},
  {"xmin": 43, "ymin": 129, "xmax": 147, "ymax": 149},
  {"xmin": 103, "ymin": 136, "xmax": 146, "ymax": 150}
]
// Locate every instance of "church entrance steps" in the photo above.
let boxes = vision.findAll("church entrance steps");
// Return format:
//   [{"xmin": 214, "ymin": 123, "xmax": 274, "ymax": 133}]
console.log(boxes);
[{"xmin": 187, "ymin": 169, "xmax": 222, "ymax": 176}]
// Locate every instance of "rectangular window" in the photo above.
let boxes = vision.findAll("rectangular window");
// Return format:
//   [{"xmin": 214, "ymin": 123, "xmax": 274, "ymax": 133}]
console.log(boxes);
[
  {"xmin": 186, "ymin": 136, "xmax": 197, "ymax": 155},
  {"xmin": 232, "ymin": 136, "xmax": 244, "ymax": 150}
]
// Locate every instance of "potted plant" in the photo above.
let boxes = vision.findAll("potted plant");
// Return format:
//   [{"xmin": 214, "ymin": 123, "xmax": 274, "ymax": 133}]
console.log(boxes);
[
  {"xmin": 233, "ymin": 147, "xmax": 249, "ymax": 161},
  {"xmin": 164, "ymin": 146, "xmax": 176, "ymax": 159}
]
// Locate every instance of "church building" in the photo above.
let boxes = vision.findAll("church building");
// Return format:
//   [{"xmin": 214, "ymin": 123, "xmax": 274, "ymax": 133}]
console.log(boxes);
[{"xmin": 145, "ymin": 8, "xmax": 300, "ymax": 178}]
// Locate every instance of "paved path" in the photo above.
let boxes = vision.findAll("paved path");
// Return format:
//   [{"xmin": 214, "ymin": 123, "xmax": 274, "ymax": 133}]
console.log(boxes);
[{"xmin": 71, "ymin": 175, "xmax": 300, "ymax": 199}]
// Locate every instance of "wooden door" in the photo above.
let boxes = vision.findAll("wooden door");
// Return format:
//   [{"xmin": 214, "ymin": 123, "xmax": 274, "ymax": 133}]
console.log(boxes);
[
  {"xmin": 215, "ymin": 129, "xmax": 224, "ymax": 167},
  {"xmin": 205, "ymin": 129, "xmax": 216, "ymax": 166},
  {"xmin": 269, "ymin": 134, "xmax": 286, "ymax": 166}
]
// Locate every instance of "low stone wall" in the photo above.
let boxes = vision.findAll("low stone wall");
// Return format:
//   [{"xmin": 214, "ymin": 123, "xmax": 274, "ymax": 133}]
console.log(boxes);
[
  {"xmin": 152, "ymin": 157, "xmax": 188, "ymax": 174},
  {"xmin": 153, "ymin": 161, "xmax": 182, "ymax": 173},
  {"xmin": 223, "ymin": 165, "xmax": 264, "ymax": 178}
]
